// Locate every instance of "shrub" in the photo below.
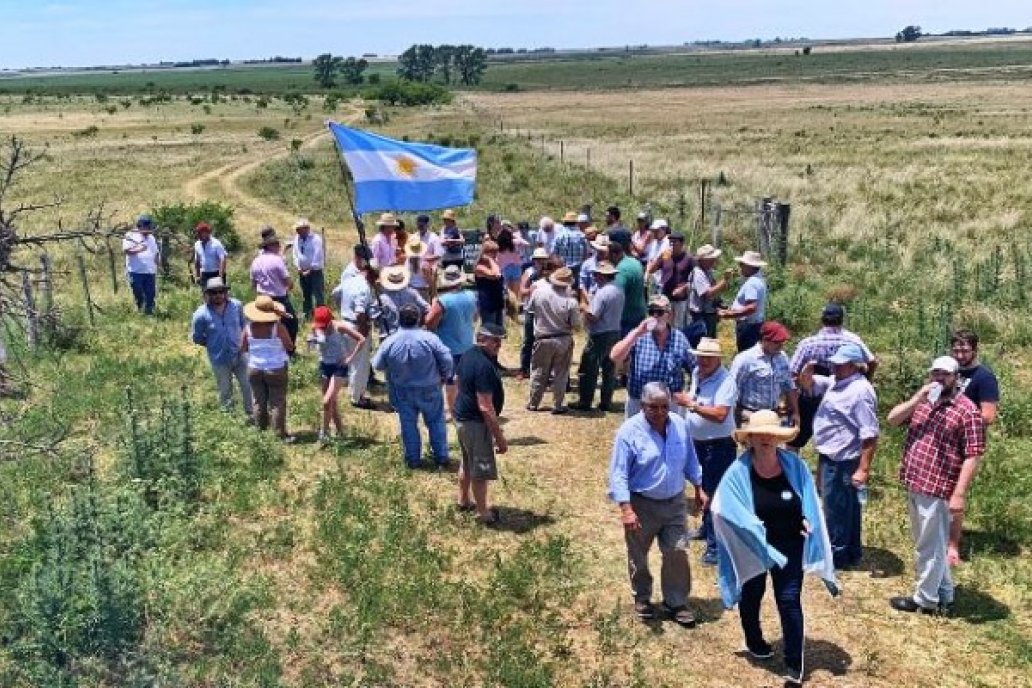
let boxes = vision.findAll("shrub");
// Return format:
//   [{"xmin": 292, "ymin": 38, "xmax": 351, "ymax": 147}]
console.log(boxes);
[
  {"xmin": 191, "ymin": 123, "xmax": 205, "ymax": 135},
  {"xmin": 72, "ymin": 125, "xmax": 99, "ymax": 138},
  {"xmin": 104, "ymin": 104, "xmax": 117, "ymax": 115},
  {"xmin": 363, "ymin": 79, "xmax": 452, "ymax": 106},
  {"xmin": 503, "ymin": 82, "xmax": 520, "ymax": 92},
  {"xmin": 290, "ymin": 138, "xmax": 303, "ymax": 152},
  {"xmin": 151, "ymin": 200, "xmax": 239, "ymax": 252},
  {"xmin": 367, "ymin": 73, "xmax": 381, "ymax": 85},
  {"xmin": 257, "ymin": 126, "xmax": 280, "ymax": 141}
]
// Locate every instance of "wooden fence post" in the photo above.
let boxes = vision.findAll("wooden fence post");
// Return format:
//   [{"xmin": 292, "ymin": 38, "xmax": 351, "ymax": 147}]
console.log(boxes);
[
  {"xmin": 106, "ymin": 238, "xmax": 119, "ymax": 293},
  {"xmin": 586, "ymin": 148, "xmax": 591, "ymax": 169},
  {"xmin": 39, "ymin": 254, "xmax": 53, "ymax": 343},
  {"xmin": 560, "ymin": 140, "xmax": 564, "ymax": 165},
  {"xmin": 21, "ymin": 270, "xmax": 38, "ymax": 351},
  {"xmin": 159, "ymin": 232, "xmax": 170, "ymax": 278},
  {"xmin": 777, "ymin": 203, "xmax": 791, "ymax": 265},
  {"xmin": 628, "ymin": 160, "xmax": 634, "ymax": 197},
  {"xmin": 76, "ymin": 255, "xmax": 95, "ymax": 326},
  {"xmin": 711, "ymin": 200, "xmax": 722, "ymax": 248},
  {"xmin": 699, "ymin": 179, "xmax": 709, "ymax": 229}
]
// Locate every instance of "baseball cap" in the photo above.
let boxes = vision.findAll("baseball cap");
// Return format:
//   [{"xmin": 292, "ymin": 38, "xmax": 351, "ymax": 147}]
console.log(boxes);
[
  {"xmin": 313, "ymin": 306, "xmax": 333, "ymax": 328},
  {"xmin": 354, "ymin": 245, "xmax": 372, "ymax": 259},
  {"xmin": 576, "ymin": 213, "xmax": 590, "ymax": 223},
  {"xmin": 416, "ymin": 214, "xmax": 430, "ymax": 224},
  {"xmin": 760, "ymin": 321, "xmax": 791, "ymax": 343},
  {"xmin": 136, "ymin": 214, "xmax": 154, "ymax": 228},
  {"xmin": 648, "ymin": 294, "xmax": 671, "ymax": 311},
  {"xmin": 930, "ymin": 356, "xmax": 959, "ymax": 374},
  {"xmin": 828, "ymin": 343, "xmax": 866, "ymax": 365},
  {"xmin": 822, "ymin": 303, "xmax": 845, "ymax": 321}
]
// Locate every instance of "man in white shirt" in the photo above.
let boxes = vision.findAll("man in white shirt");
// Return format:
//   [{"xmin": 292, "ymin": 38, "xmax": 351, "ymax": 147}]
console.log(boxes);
[
  {"xmin": 291, "ymin": 218, "xmax": 325, "ymax": 319},
  {"xmin": 123, "ymin": 214, "xmax": 160, "ymax": 315}
]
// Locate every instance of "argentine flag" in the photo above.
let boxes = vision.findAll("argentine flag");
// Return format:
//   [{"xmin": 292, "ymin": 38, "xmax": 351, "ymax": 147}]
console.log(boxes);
[{"xmin": 327, "ymin": 121, "xmax": 477, "ymax": 214}]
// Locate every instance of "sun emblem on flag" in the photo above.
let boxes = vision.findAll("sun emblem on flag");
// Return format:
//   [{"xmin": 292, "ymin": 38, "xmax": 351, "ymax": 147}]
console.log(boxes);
[{"xmin": 395, "ymin": 155, "xmax": 418, "ymax": 178}]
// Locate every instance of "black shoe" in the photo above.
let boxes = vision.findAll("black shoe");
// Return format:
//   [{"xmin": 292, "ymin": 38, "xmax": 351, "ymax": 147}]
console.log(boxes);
[
  {"xmin": 782, "ymin": 665, "xmax": 803, "ymax": 686},
  {"xmin": 889, "ymin": 596, "xmax": 940, "ymax": 615},
  {"xmin": 551, "ymin": 406, "xmax": 569, "ymax": 415},
  {"xmin": 633, "ymin": 600, "xmax": 656, "ymax": 620},
  {"xmin": 746, "ymin": 639, "xmax": 774, "ymax": 660},
  {"xmin": 661, "ymin": 602, "xmax": 696, "ymax": 628},
  {"xmin": 596, "ymin": 404, "xmax": 613, "ymax": 413},
  {"xmin": 570, "ymin": 402, "xmax": 592, "ymax": 411}
]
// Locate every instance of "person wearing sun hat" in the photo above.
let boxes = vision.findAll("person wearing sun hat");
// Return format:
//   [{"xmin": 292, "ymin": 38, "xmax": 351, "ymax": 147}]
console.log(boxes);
[
  {"xmin": 797, "ymin": 342, "xmax": 879, "ymax": 571},
  {"xmin": 409, "ymin": 214, "xmax": 442, "ymax": 299},
  {"xmin": 190, "ymin": 277, "xmax": 252, "ymax": 418},
  {"xmin": 308, "ymin": 305, "xmax": 365, "ymax": 443},
  {"xmin": 579, "ymin": 234, "xmax": 610, "ymax": 298},
  {"xmin": 192, "ymin": 221, "xmax": 227, "ymax": 289},
  {"xmin": 729, "ymin": 321, "xmax": 798, "ymax": 428},
  {"xmin": 378, "ymin": 264, "xmax": 429, "ymax": 337},
  {"xmin": 526, "ymin": 266, "xmax": 580, "ymax": 413},
  {"xmin": 250, "ymin": 226, "xmax": 298, "ymax": 346},
  {"xmin": 719, "ymin": 250, "xmax": 769, "ymax": 353},
  {"xmin": 689, "ymin": 244, "xmax": 733, "ymax": 340},
  {"xmin": 675, "ymin": 337, "xmax": 739, "ymax": 566},
  {"xmin": 553, "ymin": 211, "xmax": 590, "ymax": 284},
  {"xmin": 439, "ymin": 209, "xmax": 465, "ymax": 270},
  {"xmin": 575, "ymin": 260, "xmax": 624, "ymax": 412},
  {"xmin": 370, "ymin": 212, "xmax": 399, "ymax": 268},
  {"xmin": 291, "ymin": 217, "xmax": 325, "ymax": 319},
  {"xmin": 240, "ymin": 294, "xmax": 295, "ymax": 441},
  {"xmin": 712, "ymin": 409, "xmax": 838, "ymax": 687},
  {"xmin": 123, "ymin": 213, "xmax": 161, "ymax": 315},
  {"xmin": 516, "ymin": 248, "xmax": 557, "ymax": 380},
  {"xmin": 886, "ymin": 355, "xmax": 985, "ymax": 615}
]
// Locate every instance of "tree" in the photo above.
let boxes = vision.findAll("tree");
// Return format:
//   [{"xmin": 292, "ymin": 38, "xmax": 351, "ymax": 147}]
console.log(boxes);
[
  {"xmin": 435, "ymin": 44, "xmax": 456, "ymax": 85},
  {"xmin": 397, "ymin": 44, "xmax": 437, "ymax": 82},
  {"xmin": 312, "ymin": 53, "xmax": 342, "ymax": 88},
  {"xmin": 895, "ymin": 25, "xmax": 922, "ymax": 43},
  {"xmin": 454, "ymin": 45, "xmax": 487, "ymax": 86},
  {"xmin": 339, "ymin": 57, "xmax": 369, "ymax": 85}
]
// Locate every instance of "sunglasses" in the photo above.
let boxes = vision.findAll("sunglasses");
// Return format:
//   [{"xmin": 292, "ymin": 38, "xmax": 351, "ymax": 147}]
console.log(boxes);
[{"xmin": 647, "ymin": 308, "xmax": 668, "ymax": 317}]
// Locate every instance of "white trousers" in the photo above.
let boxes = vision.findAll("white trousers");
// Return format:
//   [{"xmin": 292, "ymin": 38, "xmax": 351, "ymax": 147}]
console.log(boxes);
[{"xmin": 907, "ymin": 491, "xmax": 955, "ymax": 608}]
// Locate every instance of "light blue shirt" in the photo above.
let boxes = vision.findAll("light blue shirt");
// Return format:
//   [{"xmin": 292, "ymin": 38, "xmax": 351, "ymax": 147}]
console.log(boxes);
[
  {"xmin": 733, "ymin": 273, "xmax": 767, "ymax": 323},
  {"xmin": 193, "ymin": 237, "xmax": 226, "ymax": 273},
  {"xmin": 292, "ymin": 232, "xmax": 325, "ymax": 271},
  {"xmin": 190, "ymin": 298, "xmax": 245, "ymax": 366},
  {"xmin": 812, "ymin": 373, "xmax": 880, "ymax": 462},
  {"xmin": 337, "ymin": 274, "xmax": 372, "ymax": 322},
  {"xmin": 435, "ymin": 289, "xmax": 478, "ymax": 354},
  {"xmin": 729, "ymin": 343, "xmax": 794, "ymax": 411},
  {"xmin": 372, "ymin": 327, "xmax": 454, "ymax": 389},
  {"xmin": 608, "ymin": 412, "xmax": 702, "ymax": 503},
  {"xmin": 687, "ymin": 366, "xmax": 738, "ymax": 440}
]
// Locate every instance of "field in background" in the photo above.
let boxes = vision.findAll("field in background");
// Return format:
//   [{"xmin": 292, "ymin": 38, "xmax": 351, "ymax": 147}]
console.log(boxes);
[{"xmin": 1, "ymin": 44, "xmax": 1031, "ymax": 687}]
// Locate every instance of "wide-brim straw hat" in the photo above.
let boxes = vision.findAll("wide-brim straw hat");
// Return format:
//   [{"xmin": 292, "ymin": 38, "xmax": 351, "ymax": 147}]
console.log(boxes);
[
  {"xmin": 438, "ymin": 265, "xmax": 467, "ymax": 289},
  {"xmin": 293, "ymin": 217, "xmax": 311, "ymax": 230},
  {"xmin": 561, "ymin": 211, "xmax": 579, "ymax": 224},
  {"xmin": 734, "ymin": 409, "xmax": 799, "ymax": 443},
  {"xmin": 691, "ymin": 337, "xmax": 723, "ymax": 357},
  {"xmin": 441, "ymin": 209, "xmax": 457, "ymax": 221},
  {"xmin": 735, "ymin": 250, "xmax": 768, "ymax": 268},
  {"xmin": 531, "ymin": 247, "xmax": 549, "ymax": 260},
  {"xmin": 549, "ymin": 267, "xmax": 574, "ymax": 287},
  {"xmin": 380, "ymin": 265, "xmax": 411, "ymax": 291},
  {"xmin": 695, "ymin": 244, "xmax": 722, "ymax": 261},
  {"xmin": 376, "ymin": 212, "xmax": 399, "ymax": 228},
  {"xmin": 244, "ymin": 294, "xmax": 290, "ymax": 323},
  {"xmin": 405, "ymin": 234, "xmax": 426, "ymax": 258},
  {"xmin": 591, "ymin": 261, "xmax": 618, "ymax": 276}
]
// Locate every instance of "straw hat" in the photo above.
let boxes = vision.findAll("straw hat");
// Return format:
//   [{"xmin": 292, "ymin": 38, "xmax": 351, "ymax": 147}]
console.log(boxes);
[
  {"xmin": 691, "ymin": 337, "xmax": 723, "ymax": 357},
  {"xmin": 438, "ymin": 264, "xmax": 467, "ymax": 289},
  {"xmin": 404, "ymin": 234, "xmax": 426, "ymax": 258},
  {"xmin": 735, "ymin": 250, "xmax": 768, "ymax": 268},
  {"xmin": 244, "ymin": 295, "xmax": 290, "ymax": 323},
  {"xmin": 379, "ymin": 265, "xmax": 411, "ymax": 291},
  {"xmin": 734, "ymin": 409, "xmax": 799, "ymax": 443},
  {"xmin": 531, "ymin": 247, "xmax": 549, "ymax": 260},
  {"xmin": 376, "ymin": 212, "xmax": 399, "ymax": 228},
  {"xmin": 549, "ymin": 267, "xmax": 574, "ymax": 287},
  {"xmin": 561, "ymin": 211, "xmax": 579, "ymax": 224},
  {"xmin": 591, "ymin": 261, "xmax": 618, "ymax": 276},
  {"xmin": 695, "ymin": 244, "xmax": 722, "ymax": 261},
  {"xmin": 648, "ymin": 294, "xmax": 671, "ymax": 311},
  {"xmin": 293, "ymin": 217, "xmax": 311, "ymax": 230},
  {"xmin": 441, "ymin": 209, "xmax": 457, "ymax": 221},
  {"xmin": 591, "ymin": 235, "xmax": 611, "ymax": 251}
]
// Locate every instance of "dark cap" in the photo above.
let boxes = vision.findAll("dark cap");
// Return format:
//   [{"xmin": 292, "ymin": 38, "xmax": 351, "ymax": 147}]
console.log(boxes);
[
  {"xmin": 606, "ymin": 205, "xmax": 620, "ymax": 216},
  {"xmin": 670, "ymin": 231, "xmax": 685, "ymax": 242},
  {"xmin": 760, "ymin": 321, "xmax": 791, "ymax": 343},
  {"xmin": 354, "ymin": 244, "xmax": 372, "ymax": 259},
  {"xmin": 416, "ymin": 214, "xmax": 430, "ymax": 224},
  {"xmin": 821, "ymin": 303, "xmax": 845, "ymax": 322}
]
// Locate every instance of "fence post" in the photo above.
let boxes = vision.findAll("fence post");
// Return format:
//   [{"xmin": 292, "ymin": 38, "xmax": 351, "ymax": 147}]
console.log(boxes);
[
  {"xmin": 22, "ymin": 270, "xmax": 38, "ymax": 351},
  {"xmin": 699, "ymin": 179, "xmax": 708, "ymax": 229},
  {"xmin": 39, "ymin": 254, "xmax": 54, "ymax": 343},
  {"xmin": 628, "ymin": 160, "xmax": 634, "ymax": 197},
  {"xmin": 777, "ymin": 203, "xmax": 791, "ymax": 265},
  {"xmin": 711, "ymin": 201, "xmax": 722, "ymax": 248},
  {"xmin": 106, "ymin": 238, "xmax": 119, "ymax": 293},
  {"xmin": 560, "ymin": 140, "xmax": 564, "ymax": 165},
  {"xmin": 159, "ymin": 232, "xmax": 170, "ymax": 278},
  {"xmin": 586, "ymin": 148, "xmax": 591, "ymax": 169},
  {"xmin": 76, "ymin": 255, "xmax": 95, "ymax": 326}
]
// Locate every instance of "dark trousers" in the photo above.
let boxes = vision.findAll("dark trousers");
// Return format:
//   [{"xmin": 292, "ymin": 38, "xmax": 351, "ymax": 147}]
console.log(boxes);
[
  {"xmin": 129, "ymin": 272, "xmax": 156, "ymax": 314},
  {"xmin": 481, "ymin": 308, "xmax": 504, "ymax": 331},
  {"xmin": 739, "ymin": 538, "xmax": 805, "ymax": 673},
  {"xmin": 272, "ymin": 295, "xmax": 298, "ymax": 346},
  {"xmin": 787, "ymin": 393, "xmax": 822, "ymax": 450},
  {"xmin": 695, "ymin": 437, "xmax": 738, "ymax": 556},
  {"xmin": 820, "ymin": 455, "xmax": 863, "ymax": 568},
  {"xmin": 520, "ymin": 312, "xmax": 535, "ymax": 375},
  {"xmin": 690, "ymin": 310, "xmax": 718, "ymax": 339},
  {"xmin": 735, "ymin": 320, "xmax": 763, "ymax": 353},
  {"xmin": 578, "ymin": 330, "xmax": 620, "ymax": 409},
  {"xmin": 299, "ymin": 269, "xmax": 325, "ymax": 318}
]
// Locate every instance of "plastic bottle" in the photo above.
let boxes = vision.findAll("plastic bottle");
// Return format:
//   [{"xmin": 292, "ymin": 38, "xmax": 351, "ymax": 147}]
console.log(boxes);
[{"xmin": 857, "ymin": 485, "xmax": 869, "ymax": 507}]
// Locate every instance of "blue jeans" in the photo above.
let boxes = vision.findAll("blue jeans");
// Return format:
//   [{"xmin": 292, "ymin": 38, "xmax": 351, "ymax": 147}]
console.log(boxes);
[
  {"xmin": 739, "ymin": 537, "xmax": 804, "ymax": 672},
  {"xmin": 820, "ymin": 455, "xmax": 863, "ymax": 568},
  {"xmin": 480, "ymin": 308, "xmax": 504, "ymax": 330},
  {"xmin": 391, "ymin": 384, "xmax": 449, "ymax": 467},
  {"xmin": 695, "ymin": 437, "xmax": 737, "ymax": 557},
  {"xmin": 129, "ymin": 272, "xmax": 156, "ymax": 314}
]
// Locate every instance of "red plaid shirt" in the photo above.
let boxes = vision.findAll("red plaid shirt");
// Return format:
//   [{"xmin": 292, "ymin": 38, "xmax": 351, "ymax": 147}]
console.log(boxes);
[{"xmin": 899, "ymin": 393, "xmax": 986, "ymax": 499}]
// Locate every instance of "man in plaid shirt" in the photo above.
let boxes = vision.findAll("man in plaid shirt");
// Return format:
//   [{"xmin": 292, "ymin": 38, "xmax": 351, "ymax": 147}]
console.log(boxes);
[
  {"xmin": 553, "ymin": 212, "xmax": 589, "ymax": 284},
  {"xmin": 887, "ymin": 356, "xmax": 986, "ymax": 614}
]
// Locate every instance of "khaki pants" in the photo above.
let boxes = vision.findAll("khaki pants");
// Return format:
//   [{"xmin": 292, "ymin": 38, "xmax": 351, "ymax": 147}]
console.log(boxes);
[
  {"xmin": 248, "ymin": 366, "xmax": 289, "ymax": 437},
  {"xmin": 528, "ymin": 335, "xmax": 574, "ymax": 409},
  {"xmin": 625, "ymin": 493, "xmax": 691, "ymax": 608}
]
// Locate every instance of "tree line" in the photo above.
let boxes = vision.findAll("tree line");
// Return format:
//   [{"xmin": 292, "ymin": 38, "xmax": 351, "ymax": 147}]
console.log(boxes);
[{"xmin": 396, "ymin": 44, "xmax": 487, "ymax": 86}]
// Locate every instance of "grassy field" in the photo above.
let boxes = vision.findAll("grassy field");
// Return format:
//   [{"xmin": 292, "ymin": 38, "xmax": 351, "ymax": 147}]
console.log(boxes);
[{"xmin": 1, "ymin": 50, "xmax": 1031, "ymax": 687}]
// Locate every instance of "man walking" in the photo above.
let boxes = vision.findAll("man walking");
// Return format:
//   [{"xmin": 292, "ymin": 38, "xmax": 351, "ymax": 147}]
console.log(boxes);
[
  {"xmin": 372, "ymin": 305, "xmax": 453, "ymax": 469},
  {"xmin": 608, "ymin": 381, "xmax": 704, "ymax": 627},
  {"xmin": 190, "ymin": 277, "xmax": 252, "ymax": 418},
  {"xmin": 123, "ymin": 214, "xmax": 160, "ymax": 315},
  {"xmin": 798, "ymin": 343, "xmax": 879, "ymax": 570},
  {"xmin": 719, "ymin": 250, "xmax": 768, "ymax": 352},
  {"xmin": 575, "ymin": 261, "xmax": 624, "ymax": 412},
  {"xmin": 526, "ymin": 267, "xmax": 580, "ymax": 414},
  {"xmin": 192, "ymin": 222, "xmax": 227, "ymax": 289},
  {"xmin": 454, "ymin": 324, "xmax": 508, "ymax": 526},
  {"xmin": 292, "ymin": 218, "xmax": 325, "ymax": 319},
  {"xmin": 888, "ymin": 356, "xmax": 985, "ymax": 614},
  {"xmin": 250, "ymin": 227, "xmax": 298, "ymax": 345},
  {"xmin": 729, "ymin": 321, "xmax": 799, "ymax": 427}
]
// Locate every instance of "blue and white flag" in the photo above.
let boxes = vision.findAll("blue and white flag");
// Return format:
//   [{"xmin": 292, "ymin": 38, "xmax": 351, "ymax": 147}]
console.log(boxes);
[{"xmin": 327, "ymin": 121, "xmax": 477, "ymax": 214}]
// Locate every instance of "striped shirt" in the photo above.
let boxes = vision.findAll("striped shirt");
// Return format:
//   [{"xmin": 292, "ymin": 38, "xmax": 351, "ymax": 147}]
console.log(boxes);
[
  {"xmin": 729, "ymin": 343, "xmax": 795, "ymax": 411},
  {"xmin": 790, "ymin": 327, "xmax": 874, "ymax": 376}
]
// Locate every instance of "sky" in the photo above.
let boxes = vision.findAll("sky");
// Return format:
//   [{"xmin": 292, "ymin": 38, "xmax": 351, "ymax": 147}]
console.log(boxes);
[{"xmin": 0, "ymin": 0, "xmax": 1029, "ymax": 68}]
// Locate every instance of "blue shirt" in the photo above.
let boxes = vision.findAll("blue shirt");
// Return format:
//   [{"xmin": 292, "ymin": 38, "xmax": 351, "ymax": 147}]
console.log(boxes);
[
  {"xmin": 579, "ymin": 254, "xmax": 599, "ymax": 295},
  {"xmin": 190, "ymin": 298, "xmax": 245, "ymax": 366},
  {"xmin": 733, "ymin": 273, "xmax": 767, "ymax": 323},
  {"xmin": 608, "ymin": 412, "xmax": 702, "ymax": 503},
  {"xmin": 687, "ymin": 366, "xmax": 738, "ymax": 440},
  {"xmin": 372, "ymin": 328, "xmax": 454, "ymax": 389},
  {"xmin": 193, "ymin": 237, "xmax": 227, "ymax": 273},
  {"xmin": 628, "ymin": 328, "xmax": 696, "ymax": 399},
  {"xmin": 811, "ymin": 373, "xmax": 880, "ymax": 462},
  {"xmin": 553, "ymin": 228, "xmax": 589, "ymax": 268},
  {"xmin": 435, "ymin": 289, "xmax": 478, "ymax": 355},
  {"xmin": 729, "ymin": 343, "xmax": 794, "ymax": 411}
]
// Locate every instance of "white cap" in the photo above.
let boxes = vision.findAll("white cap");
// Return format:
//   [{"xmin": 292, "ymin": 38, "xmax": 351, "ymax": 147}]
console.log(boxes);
[
  {"xmin": 576, "ymin": 213, "xmax": 590, "ymax": 223},
  {"xmin": 929, "ymin": 356, "xmax": 959, "ymax": 374},
  {"xmin": 650, "ymin": 218, "xmax": 669, "ymax": 230}
]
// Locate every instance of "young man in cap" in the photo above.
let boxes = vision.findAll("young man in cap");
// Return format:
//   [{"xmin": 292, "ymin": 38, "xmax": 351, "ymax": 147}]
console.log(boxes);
[
  {"xmin": 192, "ymin": 222, "xmax": 227, "ymax": 289},
  {"xmin": 370, "ymin": 213, "xmax": 399, "ymax": 268},
  {"xmin": 688, "ymin": 244, "xmax": 733, "ymax": 340},
  {"xmin": 719, "ymin": 251, "xmax": 769, "ymax": 353},
  {"xmin": 526, "ymin": 266, "xmax": 580, "ymax": 413},
  {"xmin": 575, "ymin": 260, "xmax": 624, "ymax": 412},
  {"xmin": 788, "ymin": 303, "xmax": 877, "ymax": 451},
  {"xmin": 729, "ymin": 321, "xmax": 798, "ymax": 427},
  {"xmin": 292, "ymin": 218, "xmax": 325, "ymax": 319},
  {"xmin": 887, "ymin": 356, "xmax": 984, "ymax": 614},
  {"xmin": 123, "ymin": 214, "xmax": 161, "ymax": 315},
  {"xmin": 630, "ymin": 212, "xmax": 652, "ymax": 262},
  {"xmin": 190, "ymin": 277, "xmax": 252, "ymax": 418},
  {"xmin": 454, "ymin": 324, "xmax": 508, "ymax": 525},
  {"xmin": 799, "ymin": 343, "xmax": 879, "ymax": 570},
  {"xmin": 250, "ymin": 227, "xmax": 298, "ymax": 345}
]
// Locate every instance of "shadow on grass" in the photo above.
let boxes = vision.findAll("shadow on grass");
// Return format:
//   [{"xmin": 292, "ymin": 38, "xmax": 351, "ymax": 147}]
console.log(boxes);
[
  {"xmin": 735, "ymin": 637, "xmax": 852, "ymax": 682},
  {"xmin": 507, "ymin": 435, "xmax": 549, "ymax": 447},
  {"xmin": 860, "ymin": 546, "xmax": 906, "ymax": 578},
  {"xmin": 961, "ymin": 528, "xmax": 1022, "ymax": 560},
  {"xmin": 490, "ymin": 506, "xmax": 555, "ymax": 534},
  {"xmin": 951, "ymin": 585, "xmax": 1010, "ymax": 624}
]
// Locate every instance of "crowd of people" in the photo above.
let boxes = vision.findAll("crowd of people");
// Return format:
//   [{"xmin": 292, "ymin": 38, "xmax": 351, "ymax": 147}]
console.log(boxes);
[{"xmin": 143, "ymin": 202, "xmax": 1000, "ymax": 686}]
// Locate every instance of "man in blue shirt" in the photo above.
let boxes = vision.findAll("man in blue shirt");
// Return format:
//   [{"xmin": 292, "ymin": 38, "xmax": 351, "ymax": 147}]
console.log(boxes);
[
  {"xmin": 608, "ymin": 382, "xmax": 705, "ymax": 626},
  {"xmin": 372, "ymin": 305, "xmax": 454, "ymax": 469},
  {"xmin": 190, "ymin": 277, "xmax": 252, "ymax": 417},
  {"xmin": 192, "ymin": 222, "xmax": 227, "ymax": 289},
  {"xmin": 719, "ymin": 250, "xmax": 768, "ymax": 353},
  {"xmin": 729, "ymin": 321, "xmax": 798, "ymax": 427}
]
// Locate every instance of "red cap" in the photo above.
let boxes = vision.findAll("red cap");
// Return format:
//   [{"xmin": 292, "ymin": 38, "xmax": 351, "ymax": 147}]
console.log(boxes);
[
  {"xmin": 760, "ymin": 321, "xmax": 790, "ymax": 343},
  {"xmin": 195, "ymin": 222, "xmax": 212, "ymax": 234},
  {"xmin": 313, "ymin": 306, "xmax": 333, "ymax": 328}
]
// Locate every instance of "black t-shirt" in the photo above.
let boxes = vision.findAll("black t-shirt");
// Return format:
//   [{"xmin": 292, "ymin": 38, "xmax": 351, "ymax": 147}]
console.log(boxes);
[
  {"xmin": 957, "ymin": 364, "xmax": 999, "ymax": 407},
  {"xmin": 454, "ymin": 346, "xmax": 505, "ymax": 422},
  {"xmin": 750, "ymin": 467, "xmax": 804, "ymax": 547},
  {"xmin": 607, "ymin": 225, "xmax": 632, "ymax": 253}
]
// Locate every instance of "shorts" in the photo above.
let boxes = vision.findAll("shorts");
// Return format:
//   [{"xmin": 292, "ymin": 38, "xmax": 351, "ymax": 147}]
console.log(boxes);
[
  {"xmin": 456, "ymin": 420, "xmax": 498, "ymax": 481},
  {"xmin": 319, "ymin": 361, "xmax": 349, "ymax": 380}
]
